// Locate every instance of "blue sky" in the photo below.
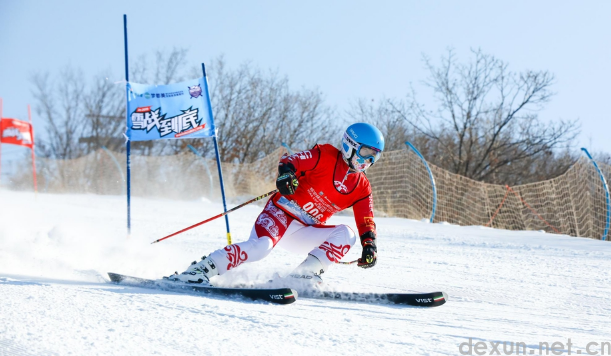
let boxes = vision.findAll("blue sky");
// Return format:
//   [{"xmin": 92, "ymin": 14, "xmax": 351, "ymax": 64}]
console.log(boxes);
[{"xmin": 1, "ymin": 1, "xmax": 609, "ymax": 170}]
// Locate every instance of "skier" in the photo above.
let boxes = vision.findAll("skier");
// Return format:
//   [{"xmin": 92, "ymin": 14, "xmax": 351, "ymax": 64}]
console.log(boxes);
[{"xmin": 170, "ymin": 122, "xmax": 385, "ymax": 285}]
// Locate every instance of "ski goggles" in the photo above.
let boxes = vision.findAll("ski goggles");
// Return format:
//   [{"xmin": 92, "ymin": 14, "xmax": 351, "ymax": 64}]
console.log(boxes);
[{"xmin": 355, "ymin": 144, "xmax": 382, "ymax": 164}]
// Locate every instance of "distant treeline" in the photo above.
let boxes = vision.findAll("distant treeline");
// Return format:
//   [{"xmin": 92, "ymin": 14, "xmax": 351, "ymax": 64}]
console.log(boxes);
[{"xmin": 31, "ymin": 48, "xmax": 603, "ymax": 185}]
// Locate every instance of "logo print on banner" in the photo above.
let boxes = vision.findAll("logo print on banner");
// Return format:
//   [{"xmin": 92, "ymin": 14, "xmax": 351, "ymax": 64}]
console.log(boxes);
[
  {"xmin": 224, "ymin": 245, "xmax": 248, "ymax": 271},
  {"xmin": 319, "ymin": 242, "xmax": 350, "ymax": 262},
  {"xmin": 134, "ymin": 91, "xmax": 184, "ymax": 99},
  {"xmin": 256, "ymin": 213, "xmax": 280, "ymax": 242},
  {"xmin": 188, "ymin": 84, "xmax": 203, "ymax": 99},
  {"xmin": 264, "ymin": 203, "xmax": 288, "ymax": 228},
  {"xmin": 2, "ymin": 128, "xmax": 31, "ymax": 144},
  {"xmin": 130, "ymin": 106, "xmax": 201, "ymax": 137}
]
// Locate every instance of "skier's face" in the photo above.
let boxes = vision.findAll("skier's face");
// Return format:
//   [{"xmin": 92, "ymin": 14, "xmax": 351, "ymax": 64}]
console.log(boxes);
[
  {"xmin": 350, "ymin": 144, "xmax": 381, "ymax": 172},
  {"xmin": 350, "ymin": 153, "xmax": 373, "ymax": 172}
]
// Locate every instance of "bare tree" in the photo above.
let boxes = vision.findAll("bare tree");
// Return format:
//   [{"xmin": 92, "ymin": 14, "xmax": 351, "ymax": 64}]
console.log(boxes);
[
  {"xmin": 31, "ymin": 51, "xmax": 335, "ymax": 164},
  {"xmin": 155, "ymin": 47, "xmax": 188, "ymax": 85},
  {"xmin": 386, "ymin": 49, "xmax": 579, "ymax": 184},
  {"xmin": 82, "ymin": 73, "xmax": 125, "ymax": 152},
  {"xmin": 592, "ymin": 151, "xmax": 611, "ymax": 165},
  {"xmin": 130, "ymin": 47, "xmax": 189, "ymax": 85},
  {"xmin": 31, "ymin": 68, "xmax": 87, "ymax": 159},
  {"xmin": 31, "ymin": 67, "xmax": 127, "ymax": 158},
  {"xmin": 348, "ymin": 98, "xmax": 416, "ymax": 151},
  {"xmin": 187, "ymin": 57, "xmax": 336, "ymax": 163}
]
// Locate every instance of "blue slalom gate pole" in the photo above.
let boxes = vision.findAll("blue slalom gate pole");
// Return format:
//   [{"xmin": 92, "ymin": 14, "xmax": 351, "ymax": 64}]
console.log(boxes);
[
  {"xmin": 406, "ymin": 141, "xmax": 437, "ymax": 223},
  {"xmin": 202, "ymin": 63, "xmax": 232, "ymax": 245},
  {"xmin": 123, "ymin": 14, "xmax": 131, "ymax": 234},
  {"xmin": 581, "ymin": 148, "xmax": 609, "ymax": 241}
]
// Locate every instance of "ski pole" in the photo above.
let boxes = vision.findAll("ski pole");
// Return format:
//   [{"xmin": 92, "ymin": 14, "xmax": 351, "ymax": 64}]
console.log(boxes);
[
  {"xmin": 335, "ymin": 260, "xmax": 359, "ymax": 265},
  {"xmin": 151, "ymin": 189, "xmax": 278, "ymax": 244}
]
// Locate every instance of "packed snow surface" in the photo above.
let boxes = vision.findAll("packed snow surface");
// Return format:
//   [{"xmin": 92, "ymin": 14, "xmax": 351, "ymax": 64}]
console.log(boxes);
[{"xmin": 0, "ymin": 190, "xmax": 609, "ymax": 355}]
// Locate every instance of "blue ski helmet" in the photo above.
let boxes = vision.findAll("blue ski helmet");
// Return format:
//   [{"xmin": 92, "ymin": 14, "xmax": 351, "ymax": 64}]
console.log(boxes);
[{"xmin": 340, "ymin": 123, "xmax": 385, "ymax": 172}]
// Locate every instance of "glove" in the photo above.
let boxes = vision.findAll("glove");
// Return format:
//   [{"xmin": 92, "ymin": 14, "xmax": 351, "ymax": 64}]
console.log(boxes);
[
  {"xmin": 276, "ymin": 162, "xmax": 299, "ymax": 195},
  {"xmin": 357, "ymin": 231, "xmax": 377, "ymax": 268}
]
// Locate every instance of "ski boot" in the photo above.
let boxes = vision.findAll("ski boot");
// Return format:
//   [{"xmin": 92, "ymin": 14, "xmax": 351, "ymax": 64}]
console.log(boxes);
[
  {"xmin": 166, "ymin": 256, "xmax": 219, "ymax": 284},
  {"xmin": 288, "ymin": 254, "xmax": 325, "ymax": 285}
]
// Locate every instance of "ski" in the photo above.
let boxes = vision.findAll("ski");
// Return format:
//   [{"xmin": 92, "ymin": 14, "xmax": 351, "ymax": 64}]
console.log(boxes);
[
  {"xmin": 107, "ymin": 273, "xmax": 297, "ymax": 305},
  {"xmin": 301, "ymin": 290, "xmax": 447, "ymax": 307}
]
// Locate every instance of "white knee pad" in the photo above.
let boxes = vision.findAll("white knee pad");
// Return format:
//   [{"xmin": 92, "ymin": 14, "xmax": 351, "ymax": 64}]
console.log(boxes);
[
  {"xmin": 328, "ymin": 225, "xmax": 357, "ymax": 246},
  {"xmin": 309, "ymin": 225, "xmax": 357, "ymax": 271},
  {"xmin": 239, "ymin": 236, "xmax": 275, "ymax": 261}
]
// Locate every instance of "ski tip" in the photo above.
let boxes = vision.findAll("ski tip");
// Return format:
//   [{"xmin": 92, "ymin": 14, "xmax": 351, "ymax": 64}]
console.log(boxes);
[
  {"xmin": 280, "ymin": 288, "xmax": 298, "ymax": 304},
  {"xmin": 431, "ymin": 291, "xmax": 448, "ymax": 307},
  {"xmin": 107, "ymin": 272, "xmax": 123, "ymax": 283}
]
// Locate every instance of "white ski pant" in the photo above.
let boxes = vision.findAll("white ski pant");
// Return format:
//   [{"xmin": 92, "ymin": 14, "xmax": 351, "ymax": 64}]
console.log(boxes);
[{"xmin": 208, "ymin": 199, "xmax": 357, "ymax": 275}]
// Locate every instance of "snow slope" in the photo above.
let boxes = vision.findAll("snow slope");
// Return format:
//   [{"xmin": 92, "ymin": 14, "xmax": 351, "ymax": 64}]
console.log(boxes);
[{"xmin": 0, "ymin": 189, "xmax": 609, "ymax": 355}]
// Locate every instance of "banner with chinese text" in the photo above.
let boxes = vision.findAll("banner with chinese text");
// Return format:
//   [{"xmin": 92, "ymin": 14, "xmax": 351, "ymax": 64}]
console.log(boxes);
[
  {"xmin": 126, "ymin": 77, "xmax": 215, "ymax": 141},
  {"xmin": 0, "ymin": 118, "xmax": 33, "ymax": 148}
]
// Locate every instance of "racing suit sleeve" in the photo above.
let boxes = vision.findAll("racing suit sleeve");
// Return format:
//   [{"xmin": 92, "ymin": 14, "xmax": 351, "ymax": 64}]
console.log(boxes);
[
  {"xmin": 278, "ymin": 146, "xmax": 321, "ymax": 175},
  {"xmin": 352, "ymin": 194, "xmax": 376, "ymax": 237}
]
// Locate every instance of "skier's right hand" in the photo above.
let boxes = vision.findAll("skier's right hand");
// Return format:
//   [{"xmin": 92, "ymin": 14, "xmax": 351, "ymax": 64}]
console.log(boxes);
[
  {"xmin": 276, "ymin": 163, "xmax": 299, "ymax": 195},
  {"xmin": 357, "ymin": 231, "xmax": 377, "ymax": 268}
]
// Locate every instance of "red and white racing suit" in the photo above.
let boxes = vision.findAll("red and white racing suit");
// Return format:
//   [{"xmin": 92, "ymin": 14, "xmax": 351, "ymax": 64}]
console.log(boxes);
[{"xmin": 209, "ymin": 144, "xmax": 377, "ymax": 274}]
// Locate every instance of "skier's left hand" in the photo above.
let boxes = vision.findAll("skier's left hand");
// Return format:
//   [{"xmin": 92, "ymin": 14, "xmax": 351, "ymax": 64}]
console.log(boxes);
[
  {"xmin": 276, "ymin": 171, "xmax": 299, "ymax": 195},
  {"xmin": 276, "ymin": 162, "xmax": 299, "ymax": 195},
  {"xmin": 357, "ymin": 231, "xmax": 377, "ymax": 268}
]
